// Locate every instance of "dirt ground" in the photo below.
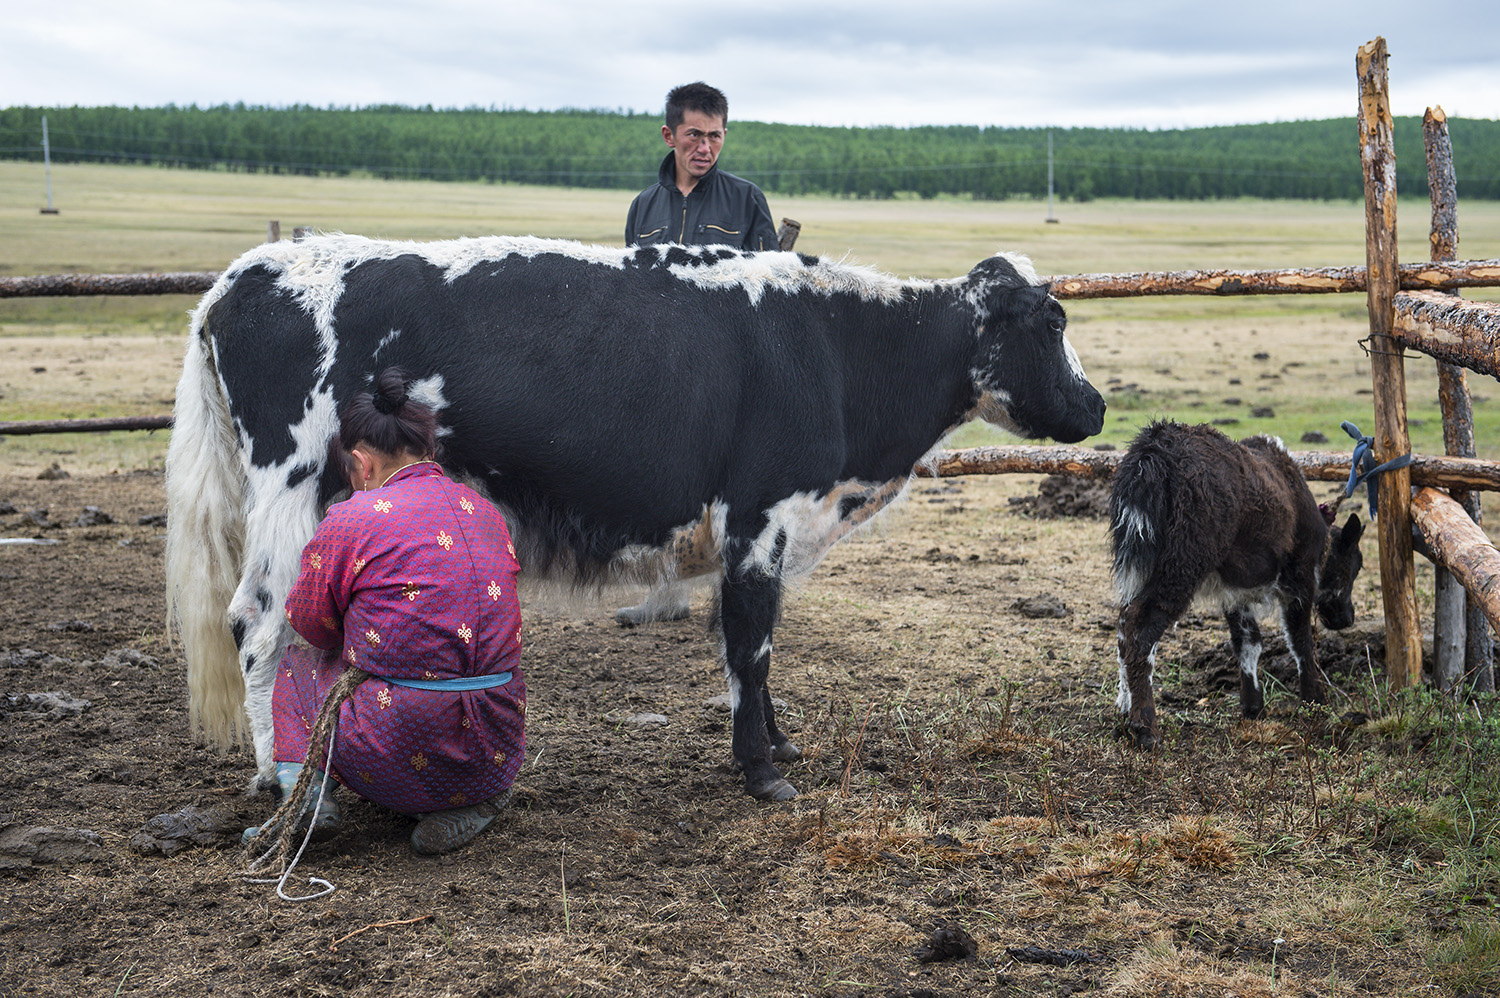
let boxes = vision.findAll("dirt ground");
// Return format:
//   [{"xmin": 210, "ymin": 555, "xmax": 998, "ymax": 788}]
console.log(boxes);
[{"xmin": 5, "ymin": 456, "xmax": 1472, "ymax": 998}]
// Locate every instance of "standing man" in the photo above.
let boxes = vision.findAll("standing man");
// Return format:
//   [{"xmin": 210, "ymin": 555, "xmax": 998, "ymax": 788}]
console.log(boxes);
[
  {"xmin": 625, "ymin": 81, "xmax": 780, "ymax": 252},
  {"xmin": 617, "ymin": 82, "xmax": 779, "ymax": 627}
]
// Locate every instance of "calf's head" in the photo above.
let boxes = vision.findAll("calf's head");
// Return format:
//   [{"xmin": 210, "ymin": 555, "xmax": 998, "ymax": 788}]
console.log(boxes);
[
  {"xmin": 1315, "ymin": 513, "xmax": 1364, "ymax": 631},
  {"xmin": 966, "ymin": 255, "xmax": 1106, "ymax": 444}
]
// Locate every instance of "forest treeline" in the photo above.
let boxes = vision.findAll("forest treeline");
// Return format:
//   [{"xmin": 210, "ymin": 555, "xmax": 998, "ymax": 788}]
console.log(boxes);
[{"xmin": 1, "ymin": 104, "xmax": 1497, "ymax": 201}]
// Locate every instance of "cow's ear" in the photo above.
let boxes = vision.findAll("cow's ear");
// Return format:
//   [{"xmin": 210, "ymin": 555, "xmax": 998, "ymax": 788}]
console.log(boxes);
[{"xmin": 995, "ymin": 282, "xmax": 1051, "ymax": 323}]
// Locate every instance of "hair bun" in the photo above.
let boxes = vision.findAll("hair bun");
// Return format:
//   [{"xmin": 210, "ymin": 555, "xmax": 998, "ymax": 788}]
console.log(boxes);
[{"xmin": 373, "ymin": 386, "xmax": 409, "ymax": 415}]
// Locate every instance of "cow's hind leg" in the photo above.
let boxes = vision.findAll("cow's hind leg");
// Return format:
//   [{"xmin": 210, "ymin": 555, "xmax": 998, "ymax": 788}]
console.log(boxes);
[
  {"xmin": 229, "ymin": 572, "xmax": 295, "ymax": 792},
  {"xmin": 232, "ymin": 479, "xmax": 323, "ymax": 790},
  {"xmin": 717, "ymin": 547, "xmax": 794, "ymax": 802},
  {"xmin": 1226, "ymin": 606, "xmax": 1265, "ymax": 719},
  {"xmin": 763, "ymin": 685, "xmax": 801, "ymax": 764},
  {"xmin": 1117, "ymin": 584, "xmax": 1195, "ymax": 750}
]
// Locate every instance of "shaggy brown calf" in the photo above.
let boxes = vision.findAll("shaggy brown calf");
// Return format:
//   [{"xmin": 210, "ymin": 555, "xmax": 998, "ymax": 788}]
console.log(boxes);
[{"xmin": 1109, "ymin": 421, "xmax": 1365, "ymax": 748}]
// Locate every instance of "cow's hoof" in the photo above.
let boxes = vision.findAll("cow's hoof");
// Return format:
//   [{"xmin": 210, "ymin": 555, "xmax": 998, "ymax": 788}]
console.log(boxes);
[
  {"xmin": 747, "ymin": 777, "xmax": 798, "ymax": 802},
  {"xmin": 771, "ymin": 739, "xmax": 802, "ymax": 764},
  {"xmin": 249, "ymin": 771, "xmax": 280, "ymax": 800},
  {"xmin": 1126, "ymin": 723, "xmax": 1158, "ymax": 751},
  {"xmin": 614, "ymin": 599, "xmax": 691, "ymax": 627}
]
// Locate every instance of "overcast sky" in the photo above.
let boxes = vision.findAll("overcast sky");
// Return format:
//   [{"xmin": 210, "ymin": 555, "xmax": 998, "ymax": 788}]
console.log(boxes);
[{"xmin": 5, "ymin": 1, "xmax": 1497, "ymax": 129}]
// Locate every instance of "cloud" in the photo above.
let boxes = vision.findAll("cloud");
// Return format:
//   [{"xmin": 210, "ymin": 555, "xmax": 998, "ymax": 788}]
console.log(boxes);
[{"xmin": 2, "ymin": 0, "xmax": 1496, "ymax": 127}]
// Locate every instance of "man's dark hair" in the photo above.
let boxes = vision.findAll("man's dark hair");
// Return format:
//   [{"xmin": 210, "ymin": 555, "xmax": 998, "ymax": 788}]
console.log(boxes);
[{"xmin": 665, "ymin": 82, "xmax": 728, "ymax": 131}]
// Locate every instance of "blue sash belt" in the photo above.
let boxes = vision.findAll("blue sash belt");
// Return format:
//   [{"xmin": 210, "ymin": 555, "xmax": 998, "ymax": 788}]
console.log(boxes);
[{"xmin": 381, "ymin": 671, "xmax": 513, "ymax": 692}]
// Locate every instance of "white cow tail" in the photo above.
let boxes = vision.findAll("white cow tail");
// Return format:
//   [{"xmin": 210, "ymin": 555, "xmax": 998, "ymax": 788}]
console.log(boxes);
[{"xmin": 165, "ymin": 307, "xmax": 249, "ymax": 747}]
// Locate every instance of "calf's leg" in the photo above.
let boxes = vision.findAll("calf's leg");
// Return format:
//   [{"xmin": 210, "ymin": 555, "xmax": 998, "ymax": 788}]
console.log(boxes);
[
  {"xmin": 717, "ymin": 553, "xmax": 795, "ymax": 801},
  {"xmin": 1117, "ymin": 584, "xmax": 1196, "ymax": 750},
  {"xmin": 1280, "ymin": 598, "xmax": 1326, "ymax": 704},
  {"xmin": 1225, "ymin": 606, "xmax": 1266, "ymax": 719}
]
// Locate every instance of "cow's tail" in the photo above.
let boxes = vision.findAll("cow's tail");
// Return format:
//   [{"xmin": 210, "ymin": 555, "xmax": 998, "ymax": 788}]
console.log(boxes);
[
  {"xmin": 1108, "ymin": 425, "xmax": 1173, "ymax": 608},
  {"xmin": 165, "ymin": 303, "xmax": 248, "ymax": 747}
]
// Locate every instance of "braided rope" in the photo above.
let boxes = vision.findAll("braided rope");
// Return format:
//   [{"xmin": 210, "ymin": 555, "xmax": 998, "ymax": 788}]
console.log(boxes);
[{"xmin": 241, "ymin": 666, "xmax": 369, "ymax": 900}]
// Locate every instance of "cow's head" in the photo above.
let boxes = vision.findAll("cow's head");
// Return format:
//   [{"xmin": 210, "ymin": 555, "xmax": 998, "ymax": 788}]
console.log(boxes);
[{"xmin": 965, "ymin": 254, "xmax": 1106, "ymax": 444}]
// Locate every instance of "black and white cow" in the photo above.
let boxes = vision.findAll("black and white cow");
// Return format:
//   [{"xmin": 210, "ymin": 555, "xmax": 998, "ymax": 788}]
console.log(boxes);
[{"xmin": 166, "ymin": 234, "xmax": 1105, "ymax": 801}]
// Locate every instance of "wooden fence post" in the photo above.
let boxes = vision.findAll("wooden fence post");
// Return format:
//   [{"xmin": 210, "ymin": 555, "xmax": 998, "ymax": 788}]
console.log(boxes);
[
  {"xmin": 1424, "ymin": 105, "xmax": 1494, "ymax": 692},
  {"xmin": 267, "ymin": 220, "xmax": 281, "ymax": 243},
  {"xmin": 777, "ymin": 218, "xmax": 801, "ymax": 252},
  {"xmin": 1358, "ymin": 37, "xmax": 1422, "ymax": 690}
]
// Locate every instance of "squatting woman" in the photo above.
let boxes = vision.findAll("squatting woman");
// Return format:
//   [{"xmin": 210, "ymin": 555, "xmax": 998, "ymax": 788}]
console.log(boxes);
[{"xmin": 246, "ymin": 367, "xmax": 525, "ymax": 855}]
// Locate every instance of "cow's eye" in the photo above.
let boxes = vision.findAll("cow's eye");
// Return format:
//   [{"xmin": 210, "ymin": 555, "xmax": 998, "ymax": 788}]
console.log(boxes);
[{"xmin": 1049, "ymin": 318, "xmax": 1065, "ymax": 334}]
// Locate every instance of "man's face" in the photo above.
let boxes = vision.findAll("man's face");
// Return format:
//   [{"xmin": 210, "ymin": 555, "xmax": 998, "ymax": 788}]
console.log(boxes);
[{"xmin": 663, "ymin": 109, "xmax": 726, "ymax": 183}]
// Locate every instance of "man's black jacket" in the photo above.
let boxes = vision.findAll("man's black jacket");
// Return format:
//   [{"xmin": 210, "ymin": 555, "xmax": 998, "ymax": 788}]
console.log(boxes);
[{"xmin": 626, "ymin": 153, "xmax": 779, "ymax": 251}]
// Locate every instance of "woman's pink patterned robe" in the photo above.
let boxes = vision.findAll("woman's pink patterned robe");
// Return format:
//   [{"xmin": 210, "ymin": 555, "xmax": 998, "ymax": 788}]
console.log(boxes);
[{"xmin": 273, "ymin": 461, "xmax": 524, "ymax": 815}]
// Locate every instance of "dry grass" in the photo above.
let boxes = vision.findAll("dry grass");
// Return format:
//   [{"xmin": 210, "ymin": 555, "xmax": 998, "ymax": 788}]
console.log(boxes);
[{"xmin": 6, "ymin": 163, "xmax": 1500, "ymax": 995}]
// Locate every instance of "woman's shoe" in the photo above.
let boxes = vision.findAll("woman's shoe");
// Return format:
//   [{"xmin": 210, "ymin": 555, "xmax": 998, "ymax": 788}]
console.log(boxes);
[
  {"xmin": 410, "ymin": 790, "xmax": 512, "ymax": 855},
  {"xmin": 242, "ymin": 765, "xmax": 343, "ymax": 845}
]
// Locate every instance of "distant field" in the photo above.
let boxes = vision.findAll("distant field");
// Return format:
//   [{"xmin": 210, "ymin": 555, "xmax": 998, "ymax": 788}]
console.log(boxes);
[{"xmin": 3, "ymin": 160, "xmax": 1500, "ymax": 472}]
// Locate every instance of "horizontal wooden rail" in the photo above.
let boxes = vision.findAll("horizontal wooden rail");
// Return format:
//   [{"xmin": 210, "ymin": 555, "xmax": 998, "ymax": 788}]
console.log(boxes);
[
  {"xmin": 0, "ymin": 415, "xmax": 173, "ymax": 435},
  {"xmin": 1392, "ymin": 290, "xmax": 1500, "ymax": 378},
  {"xmin": 4, "ymin": 421, "xmax": 1499, "ymax": 498},
  {"xmin": 0, "ymin": 272, "xmax": 218, "ymax": 298},
  {"xmin": 1412, "ymin": 487, "xmax": 1500, "ymax": 632},
  {"xmin": 4, "ymin": 258, "xmax": 1500, "ymax": 300},
  {"xmin": 1050, "ymin": 258, "xmax": 1500, "ymax": 299},
  {"xmin": 920, "ymin": 444, "xmax": 1500, "ymax": 492}
]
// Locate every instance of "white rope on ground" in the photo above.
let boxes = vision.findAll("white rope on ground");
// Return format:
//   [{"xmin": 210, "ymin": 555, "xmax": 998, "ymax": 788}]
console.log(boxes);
[{"xmin": 240, "ymin": 727, "xmax": 338, "ymax": 902}]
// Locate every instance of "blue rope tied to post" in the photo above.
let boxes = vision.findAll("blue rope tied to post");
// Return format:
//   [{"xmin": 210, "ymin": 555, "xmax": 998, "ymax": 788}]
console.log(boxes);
[{"xmin": 1340, "ymin": 420, "xmax": 1415, "ymax": 518}]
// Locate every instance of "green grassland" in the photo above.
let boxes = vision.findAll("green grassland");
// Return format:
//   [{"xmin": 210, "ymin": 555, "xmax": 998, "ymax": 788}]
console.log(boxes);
[{"xmin": 3, "ymin": 160, "xmax": 1500, "ymax": 471}]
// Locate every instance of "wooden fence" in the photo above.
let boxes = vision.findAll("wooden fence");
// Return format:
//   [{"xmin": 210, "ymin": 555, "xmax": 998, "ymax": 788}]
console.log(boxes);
[{"xmin": 4, "ymin": 37, "xmax": 1499, "ymax": 693}]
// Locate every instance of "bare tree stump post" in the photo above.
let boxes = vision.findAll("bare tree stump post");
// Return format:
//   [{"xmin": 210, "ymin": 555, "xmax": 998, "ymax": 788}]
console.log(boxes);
[
  {"xmin": 777, "ymin": 218, "xmax": 801, "ymax": 252},
  {"xmin": 1358, "ymin": 37, "xmax": 1422, "ymax": 691},
  {"xmin": 1424, "ymin": 106, "xmax": 1494, "ymax": 692}
]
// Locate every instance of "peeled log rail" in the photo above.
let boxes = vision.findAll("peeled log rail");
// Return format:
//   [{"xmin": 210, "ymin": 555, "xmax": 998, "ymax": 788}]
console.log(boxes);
[
  {"xmin": 5, "ymin": 258, "xmax": 1500, "ymax": 301},
  {"xmin": 1046, "ymin": 259, "xmax": 1500, "ymax": 299},
  {"xmin": 0, "ymin": 415, "xmax": 173, "ymax": 435},
  {"xmin": 1412, "ymin": 488, "xmax": 1500, "ymax": 633},
  {"xmin": 0, "ymin": 272, "xmax": 218, "ymax": 298},
  {"xmin": 919, "ymin": 445, "xmax": 1500, "ymax": 491},
  {"xmin": 1392, "ymin": 290, "xmax": 1500, "ymax": 379}
]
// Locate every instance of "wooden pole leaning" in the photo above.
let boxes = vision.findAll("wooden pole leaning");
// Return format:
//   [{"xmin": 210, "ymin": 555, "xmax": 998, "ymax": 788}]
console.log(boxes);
[
  {"xmin": 1423, "ymin": 106, "xmax": 1493, "ymax": 692},
  {"xmin": 1357, "ymin": 37, "xmax": 1422, "ymax": 690},
  {"xmin": 1412, "ymin": 489, "xmax": 1500, "ymax": 636}
]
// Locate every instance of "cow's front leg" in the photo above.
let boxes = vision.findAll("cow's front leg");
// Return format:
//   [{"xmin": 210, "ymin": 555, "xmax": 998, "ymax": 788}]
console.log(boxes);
[
  {"xmin": 718, "ymin": 560, "xmax": 794, "ymax": 801},
  {"xmin": 1280, "ymin": 598, "xmax": 1326, "ymax": 705}
]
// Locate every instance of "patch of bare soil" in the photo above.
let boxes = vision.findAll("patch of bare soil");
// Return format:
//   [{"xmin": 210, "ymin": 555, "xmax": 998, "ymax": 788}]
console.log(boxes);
[{"xmin": 0, "ymin": 470, "xmax": 1455, "ymax": 996}]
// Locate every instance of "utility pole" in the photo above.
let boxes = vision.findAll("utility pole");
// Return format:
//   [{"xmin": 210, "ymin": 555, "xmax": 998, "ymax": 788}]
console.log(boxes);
[
  {"xmin": 1046, "ymin": 130, "xmax": 1059, "ymax": 224},
  {"xmin": 40, "ymin": 116, "xmax": 59, "ymax": 215}
]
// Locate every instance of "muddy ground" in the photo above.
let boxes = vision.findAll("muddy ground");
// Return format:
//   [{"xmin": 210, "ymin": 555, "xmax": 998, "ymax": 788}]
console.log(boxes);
[{"xmin": 0, "ymin": 466, "xmax": 1468, "ymax": 997}]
